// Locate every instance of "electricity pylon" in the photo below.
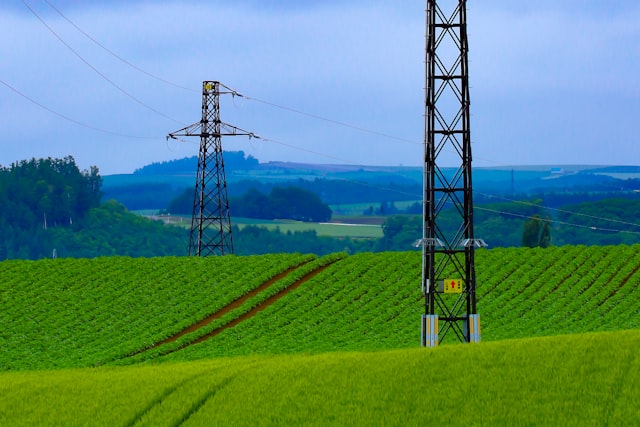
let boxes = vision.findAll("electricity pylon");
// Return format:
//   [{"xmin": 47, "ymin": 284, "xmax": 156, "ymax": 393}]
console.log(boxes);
[
  {"xmin": 168, "ymin": 81, "xmax": 256, "ymax": 256},
  {"xmin": 417, "ymin": 0, "xmax": 486, "ymax": 346}
]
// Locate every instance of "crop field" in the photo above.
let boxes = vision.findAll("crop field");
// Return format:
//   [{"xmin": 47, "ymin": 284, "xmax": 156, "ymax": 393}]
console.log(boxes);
[
  {"xmin": 1, "ymin": 245, "xmax": 639, "ymax": 425},
  {"xmin": 0, "ymin": 330, "xmax": 638, "ymax": 426},
  {"xmin": 233, "ymin": 217, "xmax": 384, "ymax": 238},
  {"xmin": 0, "ymin": 253, "xmax": 318, "ymax": 370},
  {"xmin": 149, "ymin": 215, "xmax": 384, "ymax": 238}
]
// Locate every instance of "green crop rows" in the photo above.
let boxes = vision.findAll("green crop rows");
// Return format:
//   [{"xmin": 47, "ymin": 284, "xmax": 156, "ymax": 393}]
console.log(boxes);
[
  {"xmin": 1, "ymin": 245, "xmax": 640, "ymax": 425},
  {"xmin": 1, "ymin": 245, "xmax": 639, "ymax": 372},
  {"xmin": 0, "ymin": 253, "xmax": 315, "ymax": 370},
  {"xmin": 125, "ymin": 252, "xmax": 347, "ymax": 364},
  {"xmin": 479, "ymin": 245, "xmax": 640, "ymax": 340},
  {"xmin": 162, "ymin": 251, "xmax": 423, "ymax": 361},
  {"xmin": 161, "ymin": 245, "xmax": 640, "ymax": 362}
]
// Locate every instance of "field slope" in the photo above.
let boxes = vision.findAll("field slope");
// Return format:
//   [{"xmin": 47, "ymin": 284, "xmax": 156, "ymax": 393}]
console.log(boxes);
[
  {"xmin": 0, "ymin": 253, "xmax": 320, "ymax": 370},
  {"xmin": 1, "ymin": 246, "xmax": 639, "ymax": 370},
  {"xmin": 0, "ymin": 330, "xmax": 638, "ymax": 426}
]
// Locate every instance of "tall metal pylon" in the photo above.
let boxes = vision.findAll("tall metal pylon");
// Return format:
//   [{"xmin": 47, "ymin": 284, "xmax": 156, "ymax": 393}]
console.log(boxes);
[
  {"xmin": 417, "ymin": 0, "xmax": 486, "ymax": 346},
  {"xmin": 168, "ymin": 81, "xmax": 256, "ymax": 256}
]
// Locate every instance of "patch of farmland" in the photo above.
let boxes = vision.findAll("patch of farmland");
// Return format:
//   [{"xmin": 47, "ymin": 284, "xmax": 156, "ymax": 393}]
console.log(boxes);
[
  {"xmin": 0, "ymin": 253, "xmax": 315, "ymax": 371},
  {"xmin": 162, "ymin": 246, "xmax": 640, "ymax": 362},
  {"xmin": 1, "ymin": 245, "xmax": 639, "ymax": 371},
  {"xmin": 0, "ymin": 330, "xmax": 638, "ymax": 426}
]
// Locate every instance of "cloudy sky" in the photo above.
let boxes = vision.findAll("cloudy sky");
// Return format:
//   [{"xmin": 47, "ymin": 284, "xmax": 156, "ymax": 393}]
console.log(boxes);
[{"xmin": 1, "ymin": 0, "xmax": 639, "ymax": 174}]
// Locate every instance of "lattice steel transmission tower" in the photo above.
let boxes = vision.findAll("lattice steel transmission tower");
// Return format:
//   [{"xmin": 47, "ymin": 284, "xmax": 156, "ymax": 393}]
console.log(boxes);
[
  {"xmin": 417, "ymin": 0, "xmax": 486, "ymax": 346},
  {"xmin": 168, "ymin": 81, "xmax": 256, "ymax": 256}
]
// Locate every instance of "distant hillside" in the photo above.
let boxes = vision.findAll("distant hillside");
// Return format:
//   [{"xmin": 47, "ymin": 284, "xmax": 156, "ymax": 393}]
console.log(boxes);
[
  {"xmin": 118, "ymin": 157, "xmax": 640, "ymax": 201},
  {"xmin": 133, "ymin": 151, "xmax": 259, "ymax": 175},
  {"xmin": 99, "ymin": 157, "xmax": 640, "ymax": 248}
]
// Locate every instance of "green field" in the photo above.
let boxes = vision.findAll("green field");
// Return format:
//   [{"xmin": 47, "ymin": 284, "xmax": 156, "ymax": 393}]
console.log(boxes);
[
  {"xmin": 1, "ymin": 330, "xmax": 638, "ymax": 426},
  {"xmin": 235, "ymin": 217, "xmax": 383, "ymax": 238},
  {"xmin": 1, "ymin": 246, "xmax": 639, "ymax": 425},
  {"xmin": 144, "ymin": 215, "xmax": 384, "ymax": 238}
]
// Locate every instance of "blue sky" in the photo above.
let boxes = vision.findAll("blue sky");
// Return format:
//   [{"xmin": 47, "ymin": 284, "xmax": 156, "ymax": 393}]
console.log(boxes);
[{"xmin": 1, "ymin": 0, "xmax": 639, "ymax": 174}]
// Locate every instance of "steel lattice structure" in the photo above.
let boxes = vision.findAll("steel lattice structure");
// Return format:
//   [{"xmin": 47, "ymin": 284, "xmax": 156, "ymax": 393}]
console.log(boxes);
[
  {"xmin": 419, "ymin": 0, "xmax": 485, "ymax": 345},
  {"xmin": 168, "ymin": 81, "xmax": 255, "ymax": 256}
]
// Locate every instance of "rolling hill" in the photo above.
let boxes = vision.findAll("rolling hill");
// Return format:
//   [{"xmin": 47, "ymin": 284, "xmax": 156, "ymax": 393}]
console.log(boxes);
[
  {"xmin": 1, "ymin": 330, "xmax": 638, "ymax": 426},
  {"xmin": 1, "ymin": 246, "xmax": 639, "ymax": 424}
]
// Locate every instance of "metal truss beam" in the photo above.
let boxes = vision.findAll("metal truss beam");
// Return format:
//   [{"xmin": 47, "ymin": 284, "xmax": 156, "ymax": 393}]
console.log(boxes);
[
  {"xmin": 420, "ymin": 0, "xmax": 484, "ymax": 345},
  {"xmin": 168, "ymin": 81, "xmax": 254, "ymax": 256}
]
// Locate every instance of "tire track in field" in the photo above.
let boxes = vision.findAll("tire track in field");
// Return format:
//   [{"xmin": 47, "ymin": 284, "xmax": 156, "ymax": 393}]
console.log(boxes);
[
  {"xmin": 123, "ymin": 372, "xmax": 204, "ymax": 427},
  {"xmin": 168, "ymin": 260, "xmax": 337, "ymax": 353},
  {"xmin": 129, "ymin": 261, "xmax": 311, "ymax": 357},
  {"xmin": 173, "ymin": 373, "xmax": 239, "ymax": 427},
  {"xmin": 124, "ymin": 367, "xmax": 244, "ymax": 427}
]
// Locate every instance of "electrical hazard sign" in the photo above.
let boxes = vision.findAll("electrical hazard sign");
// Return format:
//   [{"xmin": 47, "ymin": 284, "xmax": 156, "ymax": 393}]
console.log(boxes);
[{"xmin": 444, "ymin": 278, "xmax": 463, "ymax": 294}]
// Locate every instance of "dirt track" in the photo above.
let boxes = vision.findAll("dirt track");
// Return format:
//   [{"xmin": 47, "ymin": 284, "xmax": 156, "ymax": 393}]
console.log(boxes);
[{"xmin": 131, "ymin": 258, "xmax": 334, "ymax": 357}]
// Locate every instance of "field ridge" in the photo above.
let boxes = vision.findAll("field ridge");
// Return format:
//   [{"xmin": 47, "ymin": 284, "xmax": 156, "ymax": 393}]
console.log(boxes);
[{"xmin": 119, "ymin": 254, "xmax": 345, "ymax": 362}]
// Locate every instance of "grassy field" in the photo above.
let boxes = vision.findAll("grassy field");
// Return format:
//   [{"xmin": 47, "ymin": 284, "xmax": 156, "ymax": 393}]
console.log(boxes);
[
  {"xmin": 232, "ymin": 217, "xmax": 383, "ymax": 238},
  {"xmin": 2, "ymin": 247, "xmax": 639, "ymax": 371},
  {"xmin": 1, "ymin": 246, "xmax": 639, "ymax": 425},
  {"xmin": 0, "ymin": 330, "xmax": 638, "ymax": 426},
  {"xmin": 144, "ymin": 215, "xmax": 384, "ymax": 238}
]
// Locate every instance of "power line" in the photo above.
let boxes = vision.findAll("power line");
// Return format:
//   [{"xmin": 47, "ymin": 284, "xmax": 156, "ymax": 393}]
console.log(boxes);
[
  {"xmin": 240, "ymin": 95, "xmax": 420, "ymax": 145},
  {"xmin": 475, "ymin": 206, "xmax": 640, "ymax": 236},
  {"xmin": 256, "ymin": 136, "xmax": 368, "ymax": 165},
  {"xmin": 17, "ymin": 3, "xmax": 639, "ymax": 236},
  {"xmin": 0, "ymin": 77, "xmax": 158, "ymax": 139},
  {"xmin": 477, "ymin": 193, "xmax": 640, "ymax": 229},
  {"xmin": 22, "ymin": 0, "xmax": 185, "ymax": 126},
  {"xmin": 31, "ymin": 3, "xmax": 424, "ymax": 147},
  {"xmin": 42, "ymin": 0, "xmax": 199, "ymax": 94}
]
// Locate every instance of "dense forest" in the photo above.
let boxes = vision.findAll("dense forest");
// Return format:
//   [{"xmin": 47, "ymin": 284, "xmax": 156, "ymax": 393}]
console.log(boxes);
[
  {"xmin": 0, "ymin": 157, "xmax": 102, "ymax": 228},
  {"xmin": 0, "ymin": 156, "xmax": 379, "ymax": 259},
  {"xmin": 0, "ymin": 157, "xmax": 187, "ymax": 259},
  {"xmin": 133, "ymin": 152, "xmax": 259, "ymax": 175},
  {"xmin": 166, "ymin": 186, "xmax": 332, "ymax": 223}
]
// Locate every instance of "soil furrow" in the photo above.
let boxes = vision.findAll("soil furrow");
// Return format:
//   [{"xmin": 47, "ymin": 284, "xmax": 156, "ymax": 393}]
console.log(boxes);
[
  {"xmin": 185, "ymin": 261, "xmax": 334, "ymax": 347},
  {"xmin": 134, "ymin": 261, "xmax": 310, "ymax": 355}
]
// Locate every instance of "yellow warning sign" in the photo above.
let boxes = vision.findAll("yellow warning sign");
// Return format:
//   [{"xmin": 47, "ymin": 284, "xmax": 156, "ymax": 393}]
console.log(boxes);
[
  {"xmin": 205, "ymin": 83, "xmax": 214, "ymax": 91},
  {"xmin": 444, "ymin": 278, "xmax": 463, "ymax": 294}
]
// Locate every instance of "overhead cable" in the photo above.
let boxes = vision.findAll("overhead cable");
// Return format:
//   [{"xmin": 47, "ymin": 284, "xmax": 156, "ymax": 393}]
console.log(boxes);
[
  {"xmin": 477, "ymin": 193, "xmax": 640, "ymax": 229},
  {"xmin": 22, "ymin": 0, "xmax": 185, "ymax": 126},
  {"xmin": 42, "ymin": 0, "xmax": 199, "ymax": 94},
  {"xmin": 0, "ymin": 77, "xmax": 157, "ymax": 139},
  {"xmin": 19, "ymin": 2, "xmax": 639, "ymax": 236}
]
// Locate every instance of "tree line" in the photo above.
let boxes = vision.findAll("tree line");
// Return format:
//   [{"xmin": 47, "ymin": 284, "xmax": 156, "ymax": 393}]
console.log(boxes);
[
  {"xmin": 0, "ymin": 157, "xmax": 188, "ymax": 259},
  {"xmin": 2, "ymin": 156, "xmax": 638, "ymax": 260},
  {"xmin": 166, "ymin": 186, "xmax": 332, "ymax": 223}
]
